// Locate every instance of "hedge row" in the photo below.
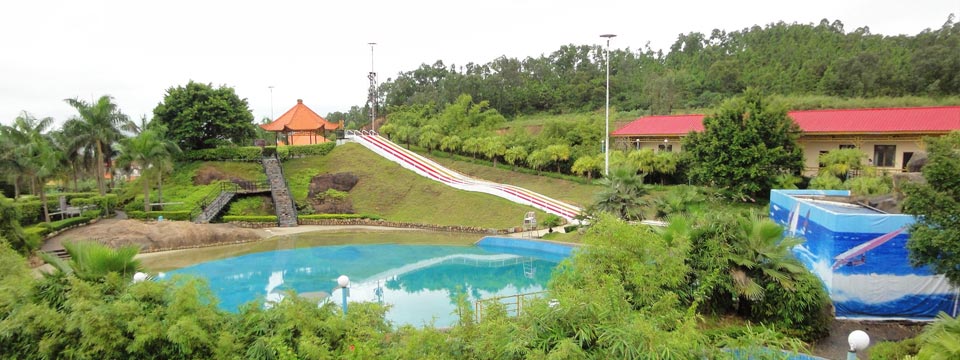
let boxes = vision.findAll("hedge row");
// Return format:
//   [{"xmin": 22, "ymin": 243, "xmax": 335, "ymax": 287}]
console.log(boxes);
[
  {"xmin": 48, "ymin": 192, "xmax": 99, "ymax": 202},
  {"xmin": 181, "ymin": 142, "xmax": 336, "ymax": 162},
  {"xmin": 24, "ymin": 216, "xmax": 95, "ymax": 238},
  {"xmin": 125, "ymin": 210, "xmax": 192, "ymax": 221},
  {"xmin": 221, "ymin": 213, "xmax": 378, "ymax": 223},
  {"xmin": 70, "ymin": 194, "xmax": 118, "ymax": 208}
]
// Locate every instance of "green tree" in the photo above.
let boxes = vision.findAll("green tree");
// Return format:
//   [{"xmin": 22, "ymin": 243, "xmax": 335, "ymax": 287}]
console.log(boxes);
[
  {"xmin": 479, "ymin": 137, "xmax": 506, "ymax": 167},
  {"xmin": 114, "ymin": 127, "xmax": 181, "ymax": 212},
  {"xmin": 152, "ymin": 81, "xmax": 256, "ymax": 151},
  {"xmin": 592, "ymin": 167, "xmax": 648, "ymax": 220},
  {"xmin": 503, "ymin": 146, "xmax": 528, "ymax": 170},
  {"xmin": 439, "ymin": 135, "xmax": 462, "ymax": 153},
  {"xmin": 819, "ymin": 148, "xmax": 866, "ymax": 180},
  {"xmin": 544, "ymin": 144, "xmax": 571, "ymax": 173},
  {"xmin": 683, "ymin": 89, "xmax": 804, "ymax": 201},
  {"xmin": 526, "ymin": 149, "xmax": 551, "ymax": 175},
  {"xmin": 571, "ymin": 154, "xmax": 602, "ymax": 179},
  {"xmin": 1, "ymin": 113, "xmax": 60, "ymax": 222},
  {"xmin": 417, "ymin": 125, "xmax": 442, "ymax": 152},
  {"xmin": 903, "ymin": 131, "xmax": 960, "ymax": 285},
  {"xmin": 64, "ymin": 95, "xmax": 129, "ymax": 195},
  {"xmin": 915, "ymin": 312, "xmax": 960, "ymax": 360},
  {"xmin": 726, "ymin": 215, "xmax": 807, "ymax": 301}
]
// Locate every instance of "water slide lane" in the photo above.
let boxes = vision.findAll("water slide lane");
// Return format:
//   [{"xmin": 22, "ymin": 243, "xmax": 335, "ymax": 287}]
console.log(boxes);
[{"xmin": 350, "ymin": 134, "xmax": 581, "ymax": 220}]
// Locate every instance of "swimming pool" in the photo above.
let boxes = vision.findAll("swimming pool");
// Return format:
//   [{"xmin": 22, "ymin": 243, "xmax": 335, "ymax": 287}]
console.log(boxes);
[{"xmin": 167, "ymin": 242, "xmax": 569, "ymax": 327}]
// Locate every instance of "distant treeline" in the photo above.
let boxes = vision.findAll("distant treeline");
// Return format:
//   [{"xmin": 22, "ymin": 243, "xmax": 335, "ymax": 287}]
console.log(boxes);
[{"xmin": 343, "ymin": 16, "xmax": 957, "ymax": 122}]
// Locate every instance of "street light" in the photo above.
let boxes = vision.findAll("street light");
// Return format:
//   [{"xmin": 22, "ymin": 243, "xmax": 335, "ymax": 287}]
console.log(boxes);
[
  {"xmin": 600, "ymin": 34, "xmax": 617, "ymax": 176},
  {"xmin": 337, "ymin": 275, "xmax": 350, "ymax": 316},
  {"xmin": 847, "ymin": 330, "xmax": 870, "ymax": 360}
]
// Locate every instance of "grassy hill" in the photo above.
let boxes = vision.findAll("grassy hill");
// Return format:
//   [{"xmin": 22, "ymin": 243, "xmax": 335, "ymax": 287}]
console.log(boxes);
[
  {"xmin": 421, "ymin": 152, "xmax": 601, "ymax": 207},
  {"xmin": 282, "ymin": 143, "xmax": 562, "ymax": 229}
]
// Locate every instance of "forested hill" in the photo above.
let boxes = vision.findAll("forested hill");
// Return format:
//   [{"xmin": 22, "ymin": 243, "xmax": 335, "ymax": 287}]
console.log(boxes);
[{"xmin": 366, "ymin": 16, "xmax": 958, "ymax": 119}]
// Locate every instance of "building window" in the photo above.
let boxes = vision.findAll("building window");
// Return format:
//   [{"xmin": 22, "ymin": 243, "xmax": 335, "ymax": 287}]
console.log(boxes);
[
  {"xmin": 874, "ymin": 145, "xmax": 896, "ymax": 167},
  {"xmin": 658, "ymin": 144, "xmax": 673, "ymax": 152},
  {"xmin": 839, "ymin": 144, "xmax": 856, "ymax": 149}
]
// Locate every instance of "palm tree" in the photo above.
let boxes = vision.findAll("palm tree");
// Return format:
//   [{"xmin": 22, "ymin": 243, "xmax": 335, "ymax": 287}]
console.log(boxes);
[
  {"xmin": 726, "ymin": 214, "xmax": 806, "ymax": 301},
  {"xmin": 592, "ymin": 166, "xmax": 649, "ymax": 220},
  {"xmin": 64, "ymin": 96, "xmax": 129, "ymax": 195},
  {"xmin": 114, "ymin": 127, "xmax": 180, "ymax": 212},
  {"xmin": 1, "ymin": 112, "xmax": 60, "ymax": 222},
  {"xmin": 916, "ymin": 312, "xmax": 960, "ymax": 359},
  {"xmin": 40, "ymin": 240, "xmax": 142, "ymax": 282}
]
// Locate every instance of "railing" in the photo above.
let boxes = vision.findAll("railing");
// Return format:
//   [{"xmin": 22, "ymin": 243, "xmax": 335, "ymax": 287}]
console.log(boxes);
[
  {"xmin": 189, "ymin": 180, "xmax": 272, "ymax": 222},
  {"xmin": 473, "ymin": 291, "xmax": 548, "ymax": 323},
  {"xmin": 344, "ymin": 129, "xmax": 379, "ymax": 137}
]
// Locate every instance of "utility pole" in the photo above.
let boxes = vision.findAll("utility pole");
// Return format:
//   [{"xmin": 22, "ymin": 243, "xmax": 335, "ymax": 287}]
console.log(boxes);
[{"xmin": 367, "ymin": 42, "xmax": 378, "ymax": 132}]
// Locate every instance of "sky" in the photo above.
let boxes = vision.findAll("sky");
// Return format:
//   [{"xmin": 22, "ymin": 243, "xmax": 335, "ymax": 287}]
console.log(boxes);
[{"xmin": 1, "ymin": 0, "xmax": 957, "ymax": 128}]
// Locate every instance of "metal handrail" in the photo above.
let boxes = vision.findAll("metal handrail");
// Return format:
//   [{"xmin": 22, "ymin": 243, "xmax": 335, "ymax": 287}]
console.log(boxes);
[{"xmin": 474, "ymin": 291, "xmax": 548, "ymax": 323}]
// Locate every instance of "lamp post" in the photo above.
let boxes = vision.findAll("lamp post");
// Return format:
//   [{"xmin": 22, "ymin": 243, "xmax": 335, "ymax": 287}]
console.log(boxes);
[
  {"xmin": 600, "ymin": 34, "xmax": 616, "ymax": 176},
  {"xmin": 337, "ymin": 275, "xmax": 350, "ymax": 316},
  {"xmin": 368, "ymin": 42, "xmax": 378, "ymax": 133},
  {"xmin": 847, "ymin": 330, "xmax": 870, "ymax": 360}
]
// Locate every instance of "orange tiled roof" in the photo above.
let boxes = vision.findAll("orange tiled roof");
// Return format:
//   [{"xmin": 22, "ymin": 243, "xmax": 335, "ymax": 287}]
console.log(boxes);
[{"xmin": 260, "ymin": 99, "xmax": 340, "ymax": 132}]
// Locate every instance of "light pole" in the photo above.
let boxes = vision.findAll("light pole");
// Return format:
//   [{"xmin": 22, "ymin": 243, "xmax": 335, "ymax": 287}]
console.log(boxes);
[
  {"xmin": 368, "ymin": 42, "xmax": 378, "ymax": 132},
  {"xmin": 337, "ymin": 275, "xmax": 350, "ymax": 316},
  {"xmin": 268, "ymin": 85, "xmax": 275, "ymax": 120},
  {"xmin": 601, "ymin": 34, "xmax": 616, "ymax": 176}
]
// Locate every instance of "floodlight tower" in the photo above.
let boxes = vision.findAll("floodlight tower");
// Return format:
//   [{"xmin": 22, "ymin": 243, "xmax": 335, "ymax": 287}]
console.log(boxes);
[{"xmin": 367, "ymin": 42, "xmax": 378, "ymax": 132}]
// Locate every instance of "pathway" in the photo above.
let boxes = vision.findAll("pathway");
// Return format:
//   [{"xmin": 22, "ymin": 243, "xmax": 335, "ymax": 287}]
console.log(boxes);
[{"xmin": 262, "ymin": 156, "xmax": 298, "ymax": 227}]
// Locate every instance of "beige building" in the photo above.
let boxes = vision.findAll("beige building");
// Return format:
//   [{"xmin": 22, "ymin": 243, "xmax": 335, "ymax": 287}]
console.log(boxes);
[{"xmin": 612, "ymin": 106, "xmax": 960, "ymax": 175}]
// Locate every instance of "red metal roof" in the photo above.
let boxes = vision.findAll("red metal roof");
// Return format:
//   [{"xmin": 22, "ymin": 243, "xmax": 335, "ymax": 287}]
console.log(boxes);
[
  {"xmin": 612, "ymin": 106, "xmax": 960, "ymax": 136},
  {"xmin": 261, "ymin": 99, "xmax": 340, "ymax": 132}
]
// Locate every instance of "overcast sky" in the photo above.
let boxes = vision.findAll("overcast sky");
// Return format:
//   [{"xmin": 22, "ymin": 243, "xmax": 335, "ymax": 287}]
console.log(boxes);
[{"xmin": 1, "ymin": 0, "xmax": 956, "ymax": 128}]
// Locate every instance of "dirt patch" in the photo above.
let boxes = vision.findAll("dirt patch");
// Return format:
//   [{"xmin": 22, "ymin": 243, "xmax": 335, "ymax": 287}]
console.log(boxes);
[
  {"xmin": 810, "ymin": 319, "xmax": 924, "ymax": 359},
  {"xmin": 306, "ymin": 172, "xmax": 358, "ymax": 213},
  {"xmin": 47, "ymin": 219, "xmax": 263, "ymax": 252}
]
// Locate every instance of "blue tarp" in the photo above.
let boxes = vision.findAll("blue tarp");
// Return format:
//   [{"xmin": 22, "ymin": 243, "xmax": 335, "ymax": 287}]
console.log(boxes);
[{"xmin": 770, "ymin": 190, "xmax": 958, "ymax": 320}]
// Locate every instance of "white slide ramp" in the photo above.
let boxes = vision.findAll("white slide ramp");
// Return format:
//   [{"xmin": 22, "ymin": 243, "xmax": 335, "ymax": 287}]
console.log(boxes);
[{"xmin": 344, "ymin": 131, "xmax": 582, "ymax": 221}]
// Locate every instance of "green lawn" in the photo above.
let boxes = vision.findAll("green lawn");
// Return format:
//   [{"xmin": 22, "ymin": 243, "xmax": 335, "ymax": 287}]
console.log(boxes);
[
  {"xmin": 120, "ymin": 161, "xmax": 265, "ymax": 211},
  {"xmin": 283, "ymin": 143, "xmax": 549, "ymax": 229}
]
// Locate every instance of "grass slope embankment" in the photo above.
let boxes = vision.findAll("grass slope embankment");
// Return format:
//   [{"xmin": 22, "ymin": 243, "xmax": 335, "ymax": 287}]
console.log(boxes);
[
  {"xmin": 422, "ymin": 153, "xmax": 601, "ymax": 207},
  {"xmin": 283, "ymin": 143, "xmax": 551, "ymax": 229}
]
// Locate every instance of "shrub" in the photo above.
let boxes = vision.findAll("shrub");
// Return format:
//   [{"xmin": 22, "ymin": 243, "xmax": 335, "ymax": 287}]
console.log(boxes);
[
  {"xmin": 807, "ymin": 174, "xmax": 844, "ymax": 190},
  {"xmin": 23, "ymin": 226, "xmax": 50, "ymax": 239},
  {"xmin": 40, "ymin": 216, "xmax": 93, "ymax": 232},
  {"xmin": 51, "ymin": 192, "xmax": 98, "ymax": 203},
  {"xmin": 845, "ymin": 175, "xmax": 892, "ymax": 196},
  {"xmin": 870, "ymin": 338, "xmax": 919, "ymax": 360},
  {"xmin": 750, "ymin": 270, "xmax": 833, "ymax": 341},
  {"xmin": 125, "ymin": 210, "xmax": 192, "ymax": 221},
  {"xmin": 222, "ymin": 215, "xmax": 278, "ymax": 223},
  {"xmin": 299, "ymin": 214, "xmax": 380, "ymax": 220},
  {"xmin": 280, "ymin": 142, "xmax": 336, "ymax": 159}
]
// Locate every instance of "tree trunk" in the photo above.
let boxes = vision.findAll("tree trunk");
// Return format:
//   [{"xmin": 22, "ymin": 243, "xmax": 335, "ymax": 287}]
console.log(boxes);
[
  {"xmin": 95, "ymin": 140, "xmax": 106, "ymax": 195},
  {"xmin": 143, "ymin": 172, "xmax": 151, "ymax": 212},
  {"xmin": 13, "ymin": 175, "xmax": 20, "ymax": 199},
  {"xmin": 157, "ymin": 172, "xmax": 164, "ymax": 210},
  {"xmin": 72, "ymin": 165, "xmax": 79, "ymax": 192},
  {"xmin": 39, "ymin": 178, "xmax": 50, "ymax": 223}
]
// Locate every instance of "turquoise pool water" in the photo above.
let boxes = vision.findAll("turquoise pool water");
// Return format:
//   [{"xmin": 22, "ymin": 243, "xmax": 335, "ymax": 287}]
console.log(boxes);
[{"xmin": 167, "ymin": 243, "xmax": 567, "ymax": 327}]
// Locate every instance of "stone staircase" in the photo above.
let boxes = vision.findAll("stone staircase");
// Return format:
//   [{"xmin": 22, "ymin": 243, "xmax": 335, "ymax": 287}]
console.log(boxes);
[
  {"xmin": 194, "ymin": 191, "xmax": 236, "ymax": 224},
  {"xmin": 262, "ymin": 156, "xmax": 298, "ymax": 227}
]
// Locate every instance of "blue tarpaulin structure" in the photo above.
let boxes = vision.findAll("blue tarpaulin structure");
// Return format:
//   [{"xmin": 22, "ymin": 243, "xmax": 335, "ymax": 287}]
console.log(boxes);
[{"xmin": 770, "ymin": 189, "xmax": 959, "ymax": 320}]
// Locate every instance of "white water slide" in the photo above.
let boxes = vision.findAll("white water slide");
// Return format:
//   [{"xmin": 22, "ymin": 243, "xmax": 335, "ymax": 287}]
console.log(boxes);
[{"xmin": 344, "ymin": 131, "xmax": 582, "ymax": 221}]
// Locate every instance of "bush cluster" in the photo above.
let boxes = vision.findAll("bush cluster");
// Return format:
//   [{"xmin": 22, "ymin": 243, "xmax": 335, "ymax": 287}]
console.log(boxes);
[{"xmin": 125, "ymin": 210, "xmax": 192, "ymax": 221}]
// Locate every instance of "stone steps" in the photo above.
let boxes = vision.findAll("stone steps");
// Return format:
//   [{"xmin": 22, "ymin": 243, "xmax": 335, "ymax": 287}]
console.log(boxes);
[{"xmin": 262, "ymin": 157, "xmax": 298, "ymax": 227}]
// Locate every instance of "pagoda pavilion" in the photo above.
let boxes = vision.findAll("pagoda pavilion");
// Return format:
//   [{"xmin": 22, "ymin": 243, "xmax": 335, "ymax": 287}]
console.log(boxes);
[{"xmin": 260, "ymin": 99, "xmax": 341, "ymax": 146}]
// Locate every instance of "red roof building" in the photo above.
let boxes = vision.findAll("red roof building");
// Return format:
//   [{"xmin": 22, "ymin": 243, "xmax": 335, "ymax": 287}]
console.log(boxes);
[
  {"xmin": 612, "ymin": 106, "xmax": 960, "ymax": 174},
  {"xmin": 260, "ymin": 99, "xmax": 341, "ymax": 146}
]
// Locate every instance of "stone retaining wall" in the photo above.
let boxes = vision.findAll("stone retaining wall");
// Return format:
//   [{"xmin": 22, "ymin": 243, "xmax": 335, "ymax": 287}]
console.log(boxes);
[{"xmin": 229, "ymin": 218, "xmax": 514, "ymax": 234}]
